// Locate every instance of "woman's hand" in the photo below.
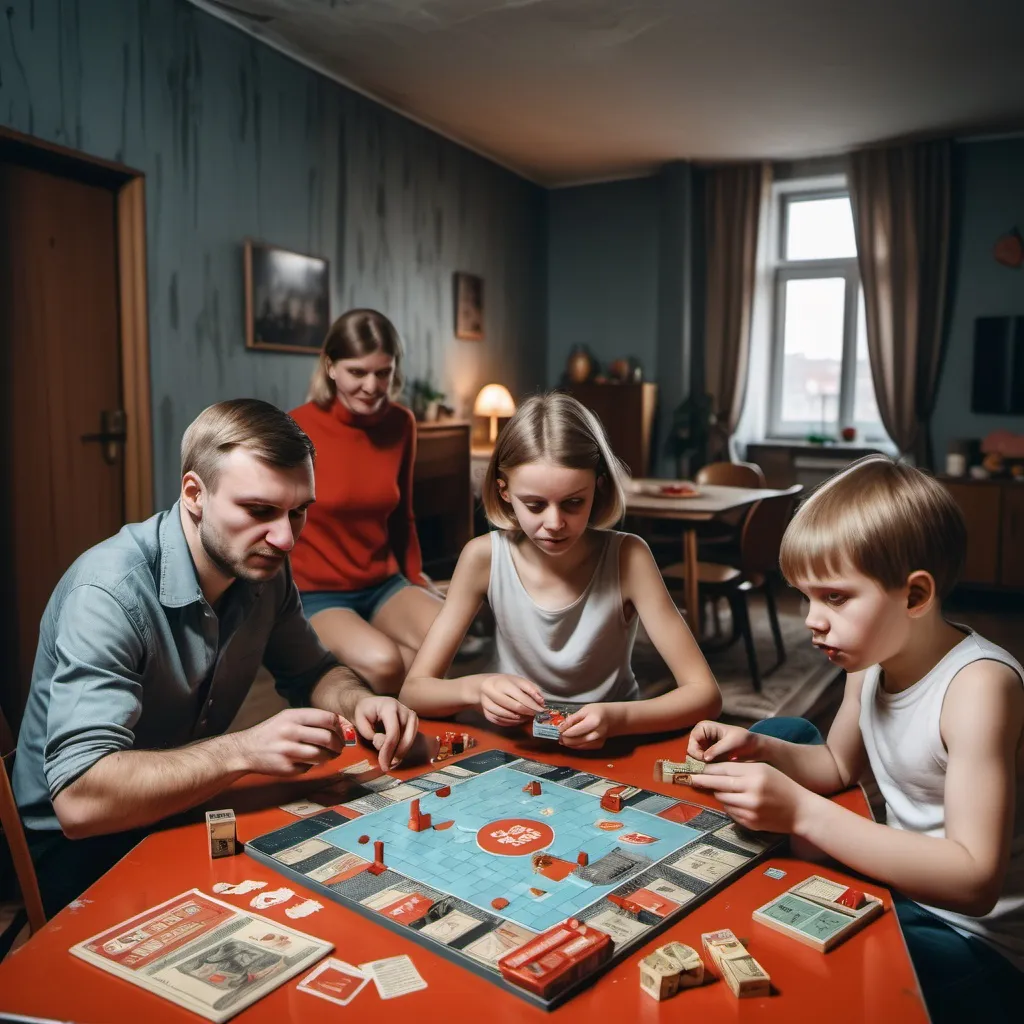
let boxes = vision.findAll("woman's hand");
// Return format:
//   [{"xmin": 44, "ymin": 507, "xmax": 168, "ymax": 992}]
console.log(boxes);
[{"xmin": 478, "ymin": 674, "xmax": 546, "ymax": 726}]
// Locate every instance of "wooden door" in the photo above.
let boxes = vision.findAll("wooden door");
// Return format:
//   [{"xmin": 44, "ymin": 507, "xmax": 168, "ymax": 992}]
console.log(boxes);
[
  {"xmin": 0, "ymin": 162, "xmax": 125, "ymax": 724},
  {"xmin": 1001, "ymin": 484, "xmax": 1024, "ymax": 588}
]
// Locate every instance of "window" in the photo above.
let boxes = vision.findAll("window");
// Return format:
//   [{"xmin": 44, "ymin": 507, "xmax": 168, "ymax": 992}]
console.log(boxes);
[{"xmin": 767, "ymin": 182, "xmax": 885, "ymax": 441}]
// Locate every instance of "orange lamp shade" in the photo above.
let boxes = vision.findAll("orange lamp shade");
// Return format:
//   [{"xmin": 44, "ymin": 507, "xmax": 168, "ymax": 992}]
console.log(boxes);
[{"xmin": 474, "ymin": 384, "xmax": 516, "ymax": 442}]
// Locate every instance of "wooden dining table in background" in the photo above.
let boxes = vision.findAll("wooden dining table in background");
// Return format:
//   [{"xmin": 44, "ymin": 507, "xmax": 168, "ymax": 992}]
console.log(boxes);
[
  {"xmin": 0, "ymin": 722, "xmax": 927, "ymax": 1023},
  {"xmin": 626, "ymin": 479, "xmax": 792, "ymax": 636}
]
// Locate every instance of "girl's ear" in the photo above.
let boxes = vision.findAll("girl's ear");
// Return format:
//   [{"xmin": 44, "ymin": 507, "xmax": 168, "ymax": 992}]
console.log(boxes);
[
  {"xmin": 497, "ymin": 476, "xmax": 511, "ymax": 504},
  {"xmin": 596, "ymin": 472, "xmax": 607, "ymax": 491}
]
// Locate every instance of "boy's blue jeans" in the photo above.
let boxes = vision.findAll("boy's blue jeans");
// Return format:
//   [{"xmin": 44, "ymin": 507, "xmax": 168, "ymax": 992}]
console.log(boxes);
[{"xmin": 748, "ymin": 717, "xmax": 1023, "ymax": 1023}]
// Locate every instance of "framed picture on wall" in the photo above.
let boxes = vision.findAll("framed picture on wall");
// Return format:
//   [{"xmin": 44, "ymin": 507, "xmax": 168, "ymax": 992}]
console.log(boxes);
[
  {"xmin": 244, "ymin": 240, "xmax": 330, "ymax": 354},
  {"xmin": 453, "ymin": 271, "xmax": 484, "ymax": 341}
]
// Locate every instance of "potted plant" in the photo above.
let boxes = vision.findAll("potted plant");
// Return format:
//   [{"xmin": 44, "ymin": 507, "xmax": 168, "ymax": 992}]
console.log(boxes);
[
  {"xmin": 408, "ymin": 379, "xmax": 446, "ymax": 421},
  {"xmin": 665, "ymin": 391, "xmax": 722, "ymax": 478}
]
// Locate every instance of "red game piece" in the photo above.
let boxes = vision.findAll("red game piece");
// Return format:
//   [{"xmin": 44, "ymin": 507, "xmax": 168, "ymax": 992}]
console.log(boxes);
[
  {"xmin": 607, "ymin": 893, "xmax": 643, "ymax": 917},
  {"xmin": 357, "ymin": 834, "xmax": 370, "ymax": 844},
  {"xmin": 491, "ymin": 897, "xmax": 510, "ymax": 911},
  {"xmin": 408, "ymin": 799, "xmax": 432, "ymax": 832},
  {"xmin": 432, "ymin": 820, "xmax": 454, "ymax": 831},
  {"xmin": 576, "ymin": 851, "xmax": 589, "ymax": 867},
  {"xmin": 837, "ymin": 888, "xmax": 866, "ymax": 910},
  {"xmin": 367, "ymin": 839, "xmax": 387, "ymax": 875},
  {"xmin": 435, "ymin": 785, "xmax": 451, "ymax": 798},
  {"xmin": 497, "ymin": 918, "xmax": 613, "ymax": 999},
  {"xmin": 600, "ymin": 786, "xmax": 625, "ymax": 813},
  {"xmin": 523, "ymin": 780, "xmax": 542, "ymax": 796}
]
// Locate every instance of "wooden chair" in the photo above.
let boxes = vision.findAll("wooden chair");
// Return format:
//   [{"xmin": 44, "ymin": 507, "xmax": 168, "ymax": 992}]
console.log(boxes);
[
  {"xmin": 663, "ymin": 485, "xmax": 803, "ymax": 691},
  {"xmin": 0, "ymin": 704, "xmax": 46, "ymax": 959},
  {"xmin": 695, "ymin": 460, "xmax": 766, "ymax": 489},
  {"xmin": 693, "ymin": 460, "xmax": 768, "ymax": 558}
]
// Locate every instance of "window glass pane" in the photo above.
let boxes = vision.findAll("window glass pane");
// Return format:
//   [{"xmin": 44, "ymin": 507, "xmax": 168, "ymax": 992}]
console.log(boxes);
[
  {"xmin": 785, "ymin": 196, "xmax": 856, "ymax": 260},
  {"xmin": 852, "ymin": 289, "xmax": 885, "ymax": 434},
  {"xmin": 778, "ymin": 277, "xmax": 845, "ymax": 430}
]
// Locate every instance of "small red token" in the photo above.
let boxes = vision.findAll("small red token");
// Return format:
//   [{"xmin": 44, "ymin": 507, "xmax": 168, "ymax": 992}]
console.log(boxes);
[
  {"xmin": 491, "ymin": 897, "xmax": 510, "ymax": 911},
  {"xmin": 357, "ymin": 835, "xmax": 370, "ymax": 844}
]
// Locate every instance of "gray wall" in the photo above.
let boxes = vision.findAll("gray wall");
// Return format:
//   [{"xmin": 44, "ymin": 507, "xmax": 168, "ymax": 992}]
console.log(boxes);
[
  {"xmin": 0, "ymin": 0, "xmax": 546, "ymax": 507},
  {"xmin": 933, "ymin": 138, "xmax": 1024, "ymax": 464}
]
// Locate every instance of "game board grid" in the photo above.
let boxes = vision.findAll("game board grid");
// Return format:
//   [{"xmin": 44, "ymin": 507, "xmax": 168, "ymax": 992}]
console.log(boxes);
[
  {"xmin": 246, "ymin": 756, "xmax": 784, "ymax": 1011},
  {"xmin": 315, "ymin": 765, "xmax": 704, "ymax": 932},
  {"xmin": 245, "ymin": 811, "xmax": 346, "ymax": 856}
]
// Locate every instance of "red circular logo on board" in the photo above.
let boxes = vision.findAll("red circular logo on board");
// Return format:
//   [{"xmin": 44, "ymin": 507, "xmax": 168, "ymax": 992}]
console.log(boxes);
[{"xmin": 477, "ymin": 818, "xmax": 554, "ymax": 856}]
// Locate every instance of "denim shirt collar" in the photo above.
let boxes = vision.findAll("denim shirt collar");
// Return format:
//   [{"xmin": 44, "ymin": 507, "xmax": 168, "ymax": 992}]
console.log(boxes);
[{"xmin": 158, "ymin": 501, "xmax": 264, "ymax": 613}]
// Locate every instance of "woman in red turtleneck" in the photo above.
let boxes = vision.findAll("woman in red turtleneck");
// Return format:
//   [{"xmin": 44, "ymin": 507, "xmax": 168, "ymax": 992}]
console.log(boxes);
[{"xmin": 290, "ymin": 309, "xmax": 442, "ymax": 694}]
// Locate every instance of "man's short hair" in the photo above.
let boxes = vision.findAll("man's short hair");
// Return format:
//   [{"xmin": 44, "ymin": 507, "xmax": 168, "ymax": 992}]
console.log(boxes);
[
  {"xmin": 180, "ymin": 399, "xmax": 315, "ymax": 489},
  {"xmin": 779, "ymin": 455, "xmax": 966, "ymax": 599}
]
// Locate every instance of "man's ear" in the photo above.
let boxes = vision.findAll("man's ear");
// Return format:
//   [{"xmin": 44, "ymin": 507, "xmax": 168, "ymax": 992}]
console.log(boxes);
[
  {"xmin": 181, "ymin": 470, "xmax": 206, "ymax": 520},
  {"xmin": 906, "ymin": 570, "xmax": 937, "ymax": 617}
]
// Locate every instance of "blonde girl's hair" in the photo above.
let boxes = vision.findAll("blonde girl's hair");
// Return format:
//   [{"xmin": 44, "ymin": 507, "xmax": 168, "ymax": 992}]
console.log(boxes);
[
  {"xmin": 779, "ymin": 454, "xmax": 966, "ymax": 599},
  {"xmin": 481, "ymin": 391, "xmax": 629, "ymax": 531},
  {"xmin": 307, "ymin": 308, "xmax": 405, "ymax": 408}
]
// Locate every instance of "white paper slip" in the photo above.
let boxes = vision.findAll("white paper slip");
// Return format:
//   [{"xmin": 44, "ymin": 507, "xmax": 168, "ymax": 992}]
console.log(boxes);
[
  {"xmin": 341, "ymin": 758, "xmax": 375, "ymax": 775},
  {"xmin": 279, "ymin": 798, "xmax": 328, "ymax": 817},
  {"xmin": 359, "ymin": 954, "xmax": 428, "ymax": 999}
]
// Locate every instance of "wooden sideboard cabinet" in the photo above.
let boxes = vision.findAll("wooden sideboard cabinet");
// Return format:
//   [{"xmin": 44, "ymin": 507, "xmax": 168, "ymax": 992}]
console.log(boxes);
[
  {"xmin": 565, "ymin": 382, "xmax": 658, "ymax": 476},
  {"xmin": 941, "ymin": 477, "xmax": 1024, "ymax": 589},
  {"xmin": 413, "ymin": 420, "xmax": 472, "ymax": 579}
]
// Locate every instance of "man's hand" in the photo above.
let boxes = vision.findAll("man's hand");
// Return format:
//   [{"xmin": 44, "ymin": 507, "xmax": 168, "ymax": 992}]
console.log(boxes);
[
  {"xmin": 687, "ymin": 762, "xmax": 814, "ymax": 834},
  {"xmin": 687, "ymin": 720, "xmax": 763, "ymax": 763},
  {"xmin": 232, "ymin": 708, "xmax": 344, "ymax": 776},
  {"xmin": 558, "ymin": 703, "xmax": 623, "ymax": 750},
  {"xmin": 478, "ymin": 674, "xmax": 546, "ymax": 727},
  {"xmin": 351, "ymin": 695, "xmax": 420, "ymax": 771}
]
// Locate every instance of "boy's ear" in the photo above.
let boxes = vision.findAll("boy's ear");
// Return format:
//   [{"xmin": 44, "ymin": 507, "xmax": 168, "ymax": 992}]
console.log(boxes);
[{"xmin": 905, "ymin": 570, "xmax": 937, "ymax": 616}]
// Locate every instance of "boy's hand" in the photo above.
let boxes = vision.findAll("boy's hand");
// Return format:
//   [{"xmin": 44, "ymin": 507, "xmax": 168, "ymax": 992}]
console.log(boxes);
[
  {"xmin": 687, "ymin": 762, "xmax": 813, "ymax": 834},
  {"xmin": 559, "ymin": 704, "xmax": 622, "ymax": 750},
  {"xmin": 687, "ymin": 720, "xmax": 763, "ymax": 763},
  {"xmin": 478, "ymin": 674, "xmax": 546, "ymax": 727}
]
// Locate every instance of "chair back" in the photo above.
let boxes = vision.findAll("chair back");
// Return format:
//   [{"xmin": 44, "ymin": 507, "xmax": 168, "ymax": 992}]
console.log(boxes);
[
  {"xmin": 739, "ymin": 484, "xmax": 803, "ymax": 576},
  {"xmin": 0, "ymin": 703, "xmax": 46, "ymax": 935},
  {"xmin": 696, "ymin": 460, "xmax": 766, "ymax": 489}
]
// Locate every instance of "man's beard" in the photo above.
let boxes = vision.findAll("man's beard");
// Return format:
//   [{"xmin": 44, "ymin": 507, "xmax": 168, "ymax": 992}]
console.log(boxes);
[{"xmin": 199, "ymin": 517, "xmax": 284, "ymax": 583}]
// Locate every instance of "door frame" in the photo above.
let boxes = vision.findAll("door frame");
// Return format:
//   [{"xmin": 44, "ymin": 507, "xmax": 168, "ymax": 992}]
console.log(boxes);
[{"xmin": 0, "ymin": 126, "xmax": 154, "ymax": 521}]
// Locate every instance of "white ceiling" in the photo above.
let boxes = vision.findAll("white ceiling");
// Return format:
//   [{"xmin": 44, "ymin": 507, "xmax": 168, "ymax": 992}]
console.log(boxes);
[{"xmin": 192, "ymin": 0, "xmax": 1024, "ymax": 186}]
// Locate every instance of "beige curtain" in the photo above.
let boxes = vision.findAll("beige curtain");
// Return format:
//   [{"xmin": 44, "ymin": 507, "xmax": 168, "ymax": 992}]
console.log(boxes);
[
  {"xmin": 848, "ymin": 140, "xmax": 952, "ymax": 465},
  {"xmin": 705, "ymin": 163, "xmax": 772, "ymax": 456}
]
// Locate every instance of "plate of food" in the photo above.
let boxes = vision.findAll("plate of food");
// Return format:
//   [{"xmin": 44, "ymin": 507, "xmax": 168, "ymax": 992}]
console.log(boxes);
[{"xmin": 629, "ymin": 480, "xmax": 701, "ymax": 498}]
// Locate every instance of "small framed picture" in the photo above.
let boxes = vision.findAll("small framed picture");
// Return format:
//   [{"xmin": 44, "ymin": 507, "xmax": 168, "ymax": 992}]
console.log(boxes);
[
  {"xmin": 244, "ymin": 240, "xmax": 330, "ymax": 354},
  {"xmin": 453, "ymin": 271, "xmax": 484, "ymax": 341}
]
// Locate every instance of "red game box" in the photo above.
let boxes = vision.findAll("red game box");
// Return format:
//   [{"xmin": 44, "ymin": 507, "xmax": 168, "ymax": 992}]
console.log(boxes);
[{"xmin": 497, "ymin": 918, "xmax": 613, "ymax": 999}]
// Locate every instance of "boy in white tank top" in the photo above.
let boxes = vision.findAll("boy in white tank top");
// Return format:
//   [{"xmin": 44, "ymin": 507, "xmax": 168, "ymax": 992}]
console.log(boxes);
[{"xmin": 685, "ymin": 456, "xmax": 1024, "ymax": 1023}]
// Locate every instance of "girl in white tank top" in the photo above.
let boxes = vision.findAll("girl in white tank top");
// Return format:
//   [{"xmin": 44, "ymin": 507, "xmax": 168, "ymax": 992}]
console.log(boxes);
[{"xmin": 400, "ymin": 393, "xmax": 722, "ymax": 748}]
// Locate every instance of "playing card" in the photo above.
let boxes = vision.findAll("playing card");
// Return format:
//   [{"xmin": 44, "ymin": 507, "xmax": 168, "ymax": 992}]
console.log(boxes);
[
  {"xmin": 358, "ymin": 954, "xmax": 428, "ymax": 999},
  {"xmin": 298, "ymin": 958, "xmax": 369, "ymax": 1006}
]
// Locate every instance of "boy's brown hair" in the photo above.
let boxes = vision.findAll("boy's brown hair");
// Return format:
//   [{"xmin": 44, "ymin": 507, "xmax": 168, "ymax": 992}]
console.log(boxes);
[
  {"xmin": 779, "ymin": 455, "xmax": 966, "ymax": 599},
  {"xmin": 481, "ymin": 392, "xmax": 629, "ymax": 531}
]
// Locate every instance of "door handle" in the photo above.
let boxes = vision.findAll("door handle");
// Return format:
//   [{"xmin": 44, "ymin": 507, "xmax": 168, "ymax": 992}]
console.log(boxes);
[{"xmin": 81, "ymin": 409, "xmax": 126, "ymax": 465}]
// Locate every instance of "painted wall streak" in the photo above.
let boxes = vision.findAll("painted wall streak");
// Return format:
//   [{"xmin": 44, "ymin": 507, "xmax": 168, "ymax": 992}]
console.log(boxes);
[{"xmin": 0, "ymin": 0, "xmax": 546, "ymax": 506}]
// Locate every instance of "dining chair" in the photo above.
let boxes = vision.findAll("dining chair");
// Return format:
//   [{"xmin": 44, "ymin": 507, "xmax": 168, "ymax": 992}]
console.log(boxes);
[
  {"xmin": 662, "ymin": 484, "xmax": 803, "ymax": 691},
  {"xmin": 0, "ymin": 703, "xmax": 46, "ymax": 959}
]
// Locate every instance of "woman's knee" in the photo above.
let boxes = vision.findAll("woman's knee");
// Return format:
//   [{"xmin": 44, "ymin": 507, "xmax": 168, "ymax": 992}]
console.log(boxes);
[{"xmin": 349, "ymin": 638, "xmax": 406, "ymax": 693}]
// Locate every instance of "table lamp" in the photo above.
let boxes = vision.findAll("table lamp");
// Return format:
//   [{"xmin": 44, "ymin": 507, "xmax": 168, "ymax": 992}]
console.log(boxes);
[{"xmin": 474, "ymin": 383, "xmax": 516, "ymax": 443}]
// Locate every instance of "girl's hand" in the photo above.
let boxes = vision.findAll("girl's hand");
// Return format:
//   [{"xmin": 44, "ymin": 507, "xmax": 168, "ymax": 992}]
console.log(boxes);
[
  {"xmin": 478, "ymin": 674, "xmax": 546, "ymax": 727},
  {"xmin": 687, "ymin": 762, "xmax": 813, "ymax": 834},
  {"xmin": 687, "ymin": 720, "xmax": 763, "ymax": 763},
  {"xmin": 559, "ymin": 703, "xmax": 622, "ymax": 750}
]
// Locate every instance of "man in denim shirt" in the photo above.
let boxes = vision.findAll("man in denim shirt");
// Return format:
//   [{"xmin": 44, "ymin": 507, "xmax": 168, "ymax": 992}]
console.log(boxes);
[{"xmin": 14, "ymin": 399, "xmax": 420, "ymax": 915}]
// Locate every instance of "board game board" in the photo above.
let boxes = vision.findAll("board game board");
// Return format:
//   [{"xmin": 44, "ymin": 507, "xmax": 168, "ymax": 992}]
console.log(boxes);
[{"xmin": 245, "ymin": 749, "xmax": 781, "ymax": 1010}]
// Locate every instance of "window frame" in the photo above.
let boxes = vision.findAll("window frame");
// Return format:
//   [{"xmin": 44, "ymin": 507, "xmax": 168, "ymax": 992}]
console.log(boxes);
[{"xmin": 765, "ymin": 178, "xmax": 884, "ymax": 441}]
